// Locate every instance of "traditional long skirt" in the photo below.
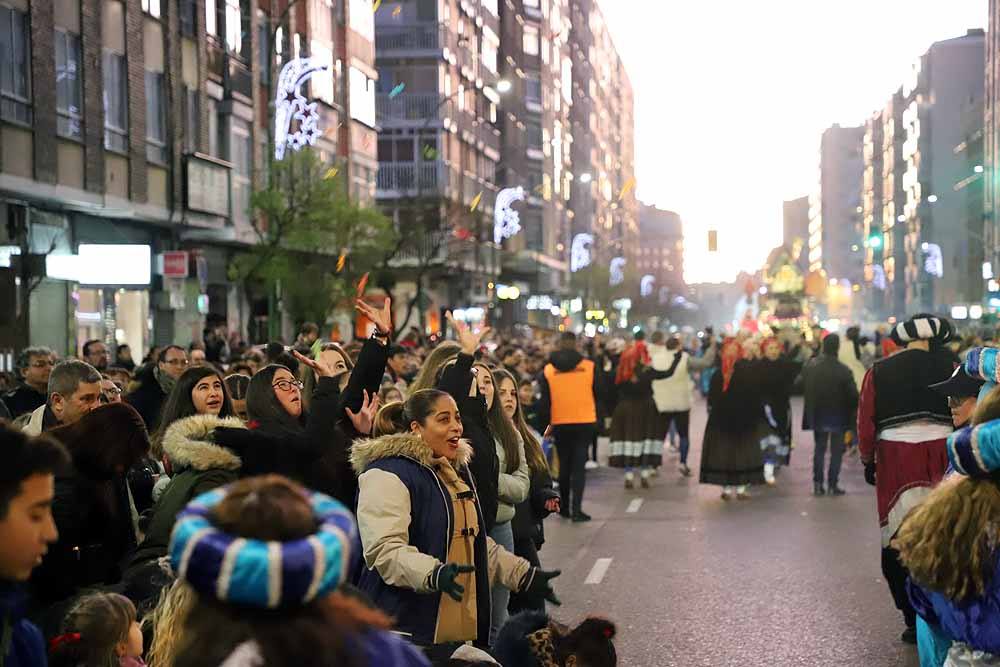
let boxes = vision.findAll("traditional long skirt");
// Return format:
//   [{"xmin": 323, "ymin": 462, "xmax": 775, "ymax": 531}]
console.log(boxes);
[
  {"xmin": 608, "ymin": 395, "xmax": 662, "ymax": 469},
  {"xmin": 699, "ymin": 415, "xmax": 765, "ymax": 486}
]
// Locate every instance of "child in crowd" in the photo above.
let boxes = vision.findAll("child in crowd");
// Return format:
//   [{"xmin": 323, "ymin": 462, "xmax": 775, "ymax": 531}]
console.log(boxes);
[{"xmin": 49, "ymin": 592, "xmax": 145, "ymax": 667}]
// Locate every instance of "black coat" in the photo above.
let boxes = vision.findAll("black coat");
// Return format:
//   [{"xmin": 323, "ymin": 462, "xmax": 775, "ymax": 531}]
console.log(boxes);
[
  {"xmin": 801, "ymin": 353, "xmax": 859, "ymax": 432},
  {"xmin": 511, "ymin": 465, "xmax": 558, "ymax": 548},
  {"xmin": 126, "ymin": 376, "xmax": 168, "ymax": 432},
  {"xmin": 438, "ymin": 352, "xmax": 500, "ymax": 534},
  {"xmin": 2, "ymin": 384, "xmax": 46, "ymax": 419}
]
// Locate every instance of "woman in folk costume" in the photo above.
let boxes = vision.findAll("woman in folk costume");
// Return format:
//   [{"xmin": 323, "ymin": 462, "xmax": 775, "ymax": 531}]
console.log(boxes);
[
  {"xmin": 608, "ymin": 331, "xmax": 683, "ymax": 489},
  {"xmin": 755, "ymin": 336, "xmax": 803, "ymax": 485},
  {"xmin": 857, "ymin": 314, "xmax": 957, "ymax": 645},
  {"xmin": 698, "ymin": 338, "xmax": 766, "ymax": 499}
]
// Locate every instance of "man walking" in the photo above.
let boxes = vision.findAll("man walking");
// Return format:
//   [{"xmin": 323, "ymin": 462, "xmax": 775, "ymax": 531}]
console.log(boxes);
[
  {"xmin": 539, "ymin": 331, "xmax": 598, "ymax": 522},
  {"xmin": 801, "ymin": 334, "xmax": 858, "ymax": 496},
  {"xmin": 857, "ymin": 314, "xmax": 956, "ymax": 645}
]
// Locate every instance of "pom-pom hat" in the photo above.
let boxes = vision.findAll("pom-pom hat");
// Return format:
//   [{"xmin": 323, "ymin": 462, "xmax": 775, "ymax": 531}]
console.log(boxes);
[{"xmin": 169, "ymin": 485, "xmax": 356, "ymax": 608}]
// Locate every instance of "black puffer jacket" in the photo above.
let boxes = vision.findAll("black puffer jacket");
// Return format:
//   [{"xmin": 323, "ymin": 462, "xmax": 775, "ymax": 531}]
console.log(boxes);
[{"xmin": 511, "ymin": 465, "xmax": 559, "ymax": 548}]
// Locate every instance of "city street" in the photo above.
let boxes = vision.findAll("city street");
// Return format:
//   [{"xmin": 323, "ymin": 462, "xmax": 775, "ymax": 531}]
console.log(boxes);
[{"xmin": 541, "ymin": 396, "xmax": 920, "ymax": 667}]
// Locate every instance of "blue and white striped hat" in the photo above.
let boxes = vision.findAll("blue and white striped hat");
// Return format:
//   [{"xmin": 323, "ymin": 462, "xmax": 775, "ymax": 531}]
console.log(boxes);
[
  {"xmin": 947, "ymin": 420, "xmax": 1000, "ymax": 479},
  {"xmin": 169, "ymin": 485, "xmax": 356, "ymax": 608}
]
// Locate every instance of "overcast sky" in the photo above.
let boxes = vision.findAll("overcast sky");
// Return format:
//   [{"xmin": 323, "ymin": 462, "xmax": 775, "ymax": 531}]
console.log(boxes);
[{"xmin": 598, "ymin": 0, "xmax": 988, "ymax": 283}]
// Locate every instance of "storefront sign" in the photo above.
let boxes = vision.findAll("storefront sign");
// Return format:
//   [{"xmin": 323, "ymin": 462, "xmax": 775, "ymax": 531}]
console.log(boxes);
[
  {"xmin": 186, "ymin": 157, "xmax": 230, "ymax": 218},
  {"xmin": 160, "ymin": 251, "xmax": 189, "ymax": 278},
  {"xmin": 47, "ymin": 244, "xmax": 151, "ymax": 285}
]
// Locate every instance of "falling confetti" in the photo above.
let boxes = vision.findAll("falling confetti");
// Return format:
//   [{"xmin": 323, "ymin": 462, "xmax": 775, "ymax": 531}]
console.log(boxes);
[
  {"xmin": 618, "ymin": 177, "xmax": 636, "ymax": 202},
  {"xmin": 356, "ymin": 272, "xmax": 370, "ymax": 298},
  {"xmin": 336, "ymin": 251, "xmax": 347, "ymax": 273},
  {"xmin": 470, "ymin": 191, "xmax": 483, "ymax": 212},
  {"xmin": 324, "ymin": 167, "xmax": 339, "ymax": 180},
  {"xmin": 392, "ymin": 5, "xmax": 401, "ymax": 16},
  {"xmin": 373, "ymin": 0, "xmax": 382, "ymax": 11},
  {"xmin": 388, "ymin": 83, "xmax": 405, "ymax": 99},
  {"xmin": 533, "ymin": 183, "xmax": 545, "ymax": 194},
  {"xmin": 423, "ymin": 145, "xmax": 437, "ymax": 160}
]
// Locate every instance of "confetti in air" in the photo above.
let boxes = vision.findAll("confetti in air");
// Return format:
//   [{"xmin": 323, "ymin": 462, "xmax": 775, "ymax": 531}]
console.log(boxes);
[
  {"xmin": 373, "ymin": 0, "xmax": 382, "ymax": 12},
  {"xmin": 470, "ymin": 191, "xmax": 483, "ymax": 212},
  {"xmin": 392, "ymin": 5, "xmax": 401, "ymax": 16},
  {"xmin": 324, "ymin": 167, "xmax": 339, "ymax": 180},
  {"xmin": 356, "ymin": 272, "xmax": 370, "ymax": 298},
  {"xmin": 423, "ymin": 146, "xmax": 437, "ymax": 160},
  {"xmin": 618, "ymin": 177, "xmax": 636, "ymax": 201},
  {"xmin": 388, "ymin": 83, "xmax": 406, "ymax": 99},
  {"xmin": 336, "ymin": 252, "xmax": 347, "ymax": 273}
]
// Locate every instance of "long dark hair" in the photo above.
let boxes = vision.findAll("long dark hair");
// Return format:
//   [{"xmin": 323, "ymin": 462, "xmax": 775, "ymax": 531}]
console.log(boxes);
[
  {"xmin": 171, "ymin": 476, "xmax": 392, "ymax": 667},
  {"xmin": 246, "ymin": 364, "xmax": 305, "ymax": 433},
  {"xmin": 480, "ymin": 364, "xmax": 521, "ymax": 473},
  {"xmin": 373, "ymin": 389, "xmax": 452, "ymax": 436},
  {"xmin": 494, "ymin": 368, "xmax": 547, "ymax": 477},
  {"xmin": 153, "ymin": 366, "xmax": 234, "ymax": 454}
]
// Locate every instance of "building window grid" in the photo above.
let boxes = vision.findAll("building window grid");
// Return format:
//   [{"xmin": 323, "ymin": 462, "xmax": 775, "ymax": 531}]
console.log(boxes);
[
  {"xmin": 0, "ymin": 5, "xmax": 32, "ymax": 126},
  {"xmin": 184, "ymin": 88, "xmax": 200, "ymax": 154},
  {"xmin": 55, "ymin": 29, "xmax": 83, "ymax": 140},
  {"xmin": 145, "ymin": 71, "xmax": 168, "ymax": 164},
  {"xmin": 180, "ymin": 0, "xmax": 197, "ymax": 35},
  {"xmin": 231, "ymin": 119, "xmax": 253, "ymax": 224},
  {"xmin": 102, "ymin": 51, "xmax": 128, "ymax": 153},
  {"xmin": 141, "ymin": 0, "xmax": 161, "ymax": 18}
]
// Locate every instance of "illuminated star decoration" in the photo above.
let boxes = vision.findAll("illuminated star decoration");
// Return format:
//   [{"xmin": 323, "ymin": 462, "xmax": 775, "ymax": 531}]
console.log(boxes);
[
  {"xmin": 274, "ymin": 57, "xmax": 330, "ymax": 160},
  {"xmin": 494, "ymin": 187, "xmax": 525, "ymax": 244},
  {"xmin": 470, "ymin": 191, "xmax": 483, "ymax": 212},
  {"xmin": 922, "ymin": 242, "xmax": 944, "ymax": 278},
  {"xmin": 640, "ymin": 274, "xmax": 655, "ymax": 297},
  {"xmin": 609, "ymin": 257, "xmax": 626, "ymax": 286},
  {"xmin": 570, "ymin": 233, "xmax": 594, "ymax": 272},
  {"xmin": 618, "ymin": 177, "xmax": 636, "ymax": 202},
  {"xmin": 388, "ymin": 83, "xmax": 406, "ymax": 99}
]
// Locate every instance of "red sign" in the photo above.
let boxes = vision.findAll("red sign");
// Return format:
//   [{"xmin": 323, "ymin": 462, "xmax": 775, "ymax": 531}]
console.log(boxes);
[{"xmin": 162, "ymin": 251, "xmax": 189, "ymax": 278}]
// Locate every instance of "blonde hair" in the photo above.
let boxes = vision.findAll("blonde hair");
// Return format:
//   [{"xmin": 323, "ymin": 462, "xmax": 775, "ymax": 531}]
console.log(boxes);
[
  {"xmin": 973, "ymin": 385, "xmax": 1000, "ymax": 426},
  {"xmin": 144, "ymin": 579, "xmax": 196, "ymax": 667},
  {"xmin": 408, "ymin": 342, "xmax": 460, "ymax": 393}
]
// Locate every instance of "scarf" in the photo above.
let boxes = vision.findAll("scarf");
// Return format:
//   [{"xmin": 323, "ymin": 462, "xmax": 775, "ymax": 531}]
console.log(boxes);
[
  {"xmin": 615, "ymin": 341, "xmax": 649, "ymax": 385},
  {"xmin": 155, "ymin": 366, "xmax": 177, "ymax": 396},
  {"xmin": 719, "ymin": 339, "xmax": 744, "ymax": 392}
]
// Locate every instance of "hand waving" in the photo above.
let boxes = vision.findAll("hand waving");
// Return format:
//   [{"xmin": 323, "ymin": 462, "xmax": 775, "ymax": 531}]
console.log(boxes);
[
  {"xmin": 446, "ymin": 311, "xmax": 490, "ymax": 355},
  {"xmin": 345, "ymin": 389, "xmax": 380, "ymax": 435},
  {"xmin": 292, "ymin": 350, "xmax": 339, "ymax": 379},
  {"xmin": 356, "ymin": 298, "xmax": 392, "ymax": 339}
]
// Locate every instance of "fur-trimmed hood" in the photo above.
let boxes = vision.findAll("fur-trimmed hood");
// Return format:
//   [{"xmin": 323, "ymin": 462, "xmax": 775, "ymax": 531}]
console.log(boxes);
[
  {"xmin": 350, "ymin": 432, "xmax": 473, "ymax": 475},
  {"xmin": 163, "ymin": 414, "xmax": 245, "ymax": 472}
]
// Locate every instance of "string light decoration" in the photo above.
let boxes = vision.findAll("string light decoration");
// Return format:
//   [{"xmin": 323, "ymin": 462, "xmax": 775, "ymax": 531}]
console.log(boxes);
[
  {"xmin": 609, "ymin": 257, "xmax": 626, "ymax": 286},
  {"xmin": 570, "ymin": 233, "xmax": 594, "ymax": 273},
  {"xmin": 640, "ymin": 274, "xmax": 655, "ymax": 297},
  {"xmin": 493, "ymin": 187, "xmax": 525, "ymax": 244},
  {"xmin": 274, "ymin": 57, "xmax": 330, "ymax": 160}
]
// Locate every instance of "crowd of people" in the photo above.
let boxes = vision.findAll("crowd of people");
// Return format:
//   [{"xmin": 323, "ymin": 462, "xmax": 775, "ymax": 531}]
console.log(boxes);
[{"xmin": 9, "ymin": 303, "xmax": 1000, "ymax": 665}]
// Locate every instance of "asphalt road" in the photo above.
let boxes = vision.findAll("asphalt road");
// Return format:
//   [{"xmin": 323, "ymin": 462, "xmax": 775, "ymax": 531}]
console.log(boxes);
[{"xmin": 539, "ymin": 396, "xmax": 920, "ymax": 667}]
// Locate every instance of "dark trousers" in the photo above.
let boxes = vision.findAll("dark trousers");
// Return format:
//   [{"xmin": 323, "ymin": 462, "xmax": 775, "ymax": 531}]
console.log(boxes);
[
  {"xmin": 881, "ymin": 545, "xmax": 916, "ymax": 627},
  {"xmin": 590, "ymin": 429, "xmax": 599, "ymax": 461},
  {"xmin": 509, "ymin": 537, "xmax": 543, "ymax": 614},
  {"xmin": 812, "ymin": 430, "xmax": 845, "ymax": 487},
  {"xmin": 662, "ymin": 411, "xmax": 691, "ymax": 464},
  {"xmin": 554, "ymin": 423, "xmax": 594, "ymax": 514}
]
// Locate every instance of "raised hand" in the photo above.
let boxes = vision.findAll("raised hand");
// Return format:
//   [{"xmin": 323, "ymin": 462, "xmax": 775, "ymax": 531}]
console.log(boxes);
[
  {"xmin": 292, "ymin": 349, "xmax": 340, "ymax": 378},
  {"xmin": 356, "ymin": 298, "xmax": 392, "ymax": 338},
  {"xmin": 345, "ymin": 389, "xmax": 380, "ymax": 435},
  {"xmin": 446, "ymin": 311, "xmax": 490, "ymax": 355}
]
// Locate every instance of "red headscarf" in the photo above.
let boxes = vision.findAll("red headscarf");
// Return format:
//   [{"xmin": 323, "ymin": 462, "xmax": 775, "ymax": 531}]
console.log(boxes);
[
  {"xmin": 719, "ymin": 338, "xmax": 744, "ymax": 392},
  {"xmin": 615, "ymin": 339, "xmax": 650, "ymax": 385}
]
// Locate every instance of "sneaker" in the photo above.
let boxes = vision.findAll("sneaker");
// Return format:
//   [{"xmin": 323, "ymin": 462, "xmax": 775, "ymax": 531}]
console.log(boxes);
[
  {"xmin": 624, "ymin": 472, "xmax": 635, "ymax": 490},
  {"xmin": 736, "ymin": 489, "xmax": 751, "ymax": 500},
  {"xmin": 721, "ymin": 489, "xmax": 733, "ymax": 501},
  {"xmin": 585, "ymin": 460, "xmax": 599, "ymax": 470},
  {"xmin": 571, "ymin": 511, "xmax": 592, "ymax": 523},
  {"xmin": 900, "ymin": 627, "xmax": 917, "ymax": 645},
  {"xmin": 678, "ymin": 463, "xmax": 692, "ymax": 477},
  {"xmin": 763, "ymin": 463, "xmax": 776, "ymax": 486},
  {"xmin": 829, "ymin": 486, "xmax": 846, "ymax": 496},
  {"xmin": 640, "ymin": 473, "xmax": 651, "ymax": 489},
  {"xmin": 813, "ymin": 483, "xmax": 825, "ymax": 497}
]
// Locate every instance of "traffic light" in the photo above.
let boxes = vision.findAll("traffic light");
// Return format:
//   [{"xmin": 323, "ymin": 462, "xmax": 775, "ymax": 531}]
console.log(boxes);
[
  {"xmin": 708, "ymin": 230, "xmax": 718, "ymax": 252},
  {"xmin": 867, "ymin": 232, "xmax": 883, "ymax": 249}
]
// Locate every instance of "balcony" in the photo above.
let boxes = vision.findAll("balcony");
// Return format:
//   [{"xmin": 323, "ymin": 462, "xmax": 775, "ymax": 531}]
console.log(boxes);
[
  {"xmin": 377, "ymin": 161, "xmax": 446, "ymax": 196},
  {"xmin": 377, "ymin": 93, "xmax": 449, "ymax": 126},
  {"xmin": 375, "ymin": 23, "xmax": 449, "ymax": 56},
  {"xmin": 390, "ymin": 229, "xmax": 500, "ymax": 275}
]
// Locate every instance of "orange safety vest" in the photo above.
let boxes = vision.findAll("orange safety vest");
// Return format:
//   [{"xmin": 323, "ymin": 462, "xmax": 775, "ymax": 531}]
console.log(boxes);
[{"xmin": 543, "ymin": 359, "xmax": 597, "ymax": 426}]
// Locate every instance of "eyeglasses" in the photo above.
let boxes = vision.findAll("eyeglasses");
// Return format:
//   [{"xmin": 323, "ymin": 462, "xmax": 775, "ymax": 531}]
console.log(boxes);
[
  {"xmin": 948, "ymin": 396, "xmax": 970, "ymax": 408},
  {"xmin": 164, "ymin": 358, "xmax": 189, "ymax": 367},
  {"xmin": 29, "ymin": 360, "xmax": 54, "ymax": 368},
  {"xmin": 272, "ymin": 379, "xmax": 304, "ymax": 392}
]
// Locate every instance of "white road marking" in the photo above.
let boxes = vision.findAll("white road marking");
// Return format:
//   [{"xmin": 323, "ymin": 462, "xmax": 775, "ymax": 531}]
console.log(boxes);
[
  {"xmin": 585, "ymin": 558, "xmax": 613, "ymax": 585},
  {"xmin": 626, "ymin": 498, "xmax": 643, "ymax": 513}
]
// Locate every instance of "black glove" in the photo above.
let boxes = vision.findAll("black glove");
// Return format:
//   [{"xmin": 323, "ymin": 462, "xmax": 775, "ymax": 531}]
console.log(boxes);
[
  {"xmin": 433, "ymin": 563, "xmax": 475, "ymax": 602},
  {"xmin": 864, "ymin": 462, "xmax": 876, "ymax": 486},
  {"xmin": 521, "ymin": 567, "xmax": 562, "ymax": 606}
]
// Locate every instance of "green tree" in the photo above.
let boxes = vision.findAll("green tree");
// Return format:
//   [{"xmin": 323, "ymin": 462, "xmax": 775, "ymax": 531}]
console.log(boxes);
[{"xmin": 230, "ymin": 149, "xmax": 397, "ymax": 333}]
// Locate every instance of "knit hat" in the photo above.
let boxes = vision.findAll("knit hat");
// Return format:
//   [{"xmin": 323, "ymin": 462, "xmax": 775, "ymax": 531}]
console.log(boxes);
[
  {"xmin": 947, "ymin": 420, "xmax": 1000, "ymax": 478},
  {"xmin": 965, "ymin": 347, "xmax": 1000, "ymax": 384},
  {"xmin": 889, "ymin": 315, "xmax": 954, "ymax": 346},
  {"xmin": 169, "ymin": 484, "xmax": 356, "ymax": 608}
]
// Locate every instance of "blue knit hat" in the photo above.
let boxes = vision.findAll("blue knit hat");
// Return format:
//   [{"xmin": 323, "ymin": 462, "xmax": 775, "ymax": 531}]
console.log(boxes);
[
  {"xmin": 947, "ymin": 420, "xmax": 1000, "ymax": 478},
  {"xmin": 169, "ymin": 485, "xmax": 356, "ymax": 608}
]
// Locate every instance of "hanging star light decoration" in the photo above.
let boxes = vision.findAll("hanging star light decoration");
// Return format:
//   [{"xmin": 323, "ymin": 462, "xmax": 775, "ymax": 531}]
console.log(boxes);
[
  {"xmin": 494, "ymin": 187, "xmax": 525, "ymax": 244},
  {"xmin": 618, "ymin": 177, "xmax": 636, "ymax": 202},
  {"xmin": 640, "ymin": 275, "xmax": 655, "ymax": 297},
  {"xmin": 570, "ymin": 233, "xmax": 594, "ymax": 273},
  {"xmin": 274, "ymin": 57, "xmax": 330, "ymax": 160},
  {"xmin": 609, "ymin": 257, "xmax": 626, "ymax": 286}
]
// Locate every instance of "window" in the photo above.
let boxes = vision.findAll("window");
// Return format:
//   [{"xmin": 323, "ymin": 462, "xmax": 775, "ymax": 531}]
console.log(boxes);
[
  {"xmin": 481, "ymin": 0, "xmax": 497, "ymax": 16},
  {"xmin": 141, "ymin": 0, "xmax": 161, "ymax": 18},
  {"xmin": 231, "ymin": 119, "xmax": 252, "ymax": 224},
  {"xmin": 526, "ymin": 120, "xmax": 542, "ymax": 148},
  {"xmin": 349, "ymin": 66, "xmax": 376, "ymax": 128},
  {"xmin": 225, "ymin": 0, "xmax": 249, "ymax": 58},
  {"xmin": 522, "ymin": 24, "xmax": 539, "ymax": 56},
  {"xmin": 206, "ymin": 97, "xmax": 220, "ymax": 158},
  {"xmin": 0, "ymin": 6, "xmax": 31, "ymax": 125},
  {"xmin": 180, "ymin": 0, "xmax": 196, "ymax": 35},
  {"xmin": 348, "ymin": 0, "xmax": 374, "ymax": 42},
  {"xmin": 55, "ymin": 30, "xmax": 82, "ymax": 139},
  {"xmin": 481, "ymin": 27, "xmax": 498, "ymax": 74},
  {"xmin": 102, "ymin": 51, "xmax": 128, "ymax": 152},
  {"xmin": 525, "ymin": 74, "xmax": 541, "ymax": 105},
  {"xmin": 185, "ymin": 88, "xmax": 200, "ymax": 153},
  {"xmin": 145, "ymin": 72, "xmax": 167, "ymax": 163},
  {"xmin": 257, "ymin": 20, "xmax": 270, "ymax": 84},
  {"xmin": 524, "ymin": 0, "xmax": 539, "ymax": 6},
  {"xmin": 206, "ymin": 0, "xmax": 218, "ymax": 36}
]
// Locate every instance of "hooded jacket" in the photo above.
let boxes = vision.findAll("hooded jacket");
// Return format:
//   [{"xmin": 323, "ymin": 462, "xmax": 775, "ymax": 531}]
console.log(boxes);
[
  {"xmin": 0, "ymin": 584, "xmax": 46, "ymax": 667},
  {"xmin": 126, "ymin": 414, "xmax": 245, "ymax": 572},
  {"xmin": 538, "ymin": 350, "xmax": 598, "ymax": 428},
  {"xmin": 492, "ymin": 610, "xmax": 552, "ymax": 667},
  {"xmin": 351, "ymin": 432, "xmax": 530, "ymax": 648}
]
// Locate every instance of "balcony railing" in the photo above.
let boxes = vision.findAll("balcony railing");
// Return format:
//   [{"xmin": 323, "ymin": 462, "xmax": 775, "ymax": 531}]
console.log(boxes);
[
  {"xmin": 377, "ymin": 161, "xmax": 445, "ymax": 194},
  {"xmin": 390, "ymin": 229, "xmax": 500, "ymax": 275},
  {"xmin": 377, "ymin": 93, "xmax": 447, "ymax": 124},
  {"xmin": 375, "ymin": 23, "xmax": 448, "ymax": 54}
]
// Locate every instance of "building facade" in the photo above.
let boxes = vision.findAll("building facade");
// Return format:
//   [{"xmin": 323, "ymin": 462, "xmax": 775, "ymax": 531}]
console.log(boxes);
[
  {"xmin": 0, "ymin": 0, "xmax": 379, "ymax": 354},
  {"xmin": 782, "ymin": 195, "xmax": 809, "ymax": 273},
  {"xmin": 988, "ymin": 1, "xmax": 1000, "ymax": 289},
  {"xmin": 807, "ymin": 124, "xmax": 864, "ymax": 285},
  {"xmin": 637, "ymin": 203, "xmax": 684, "ymax": 315}
]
